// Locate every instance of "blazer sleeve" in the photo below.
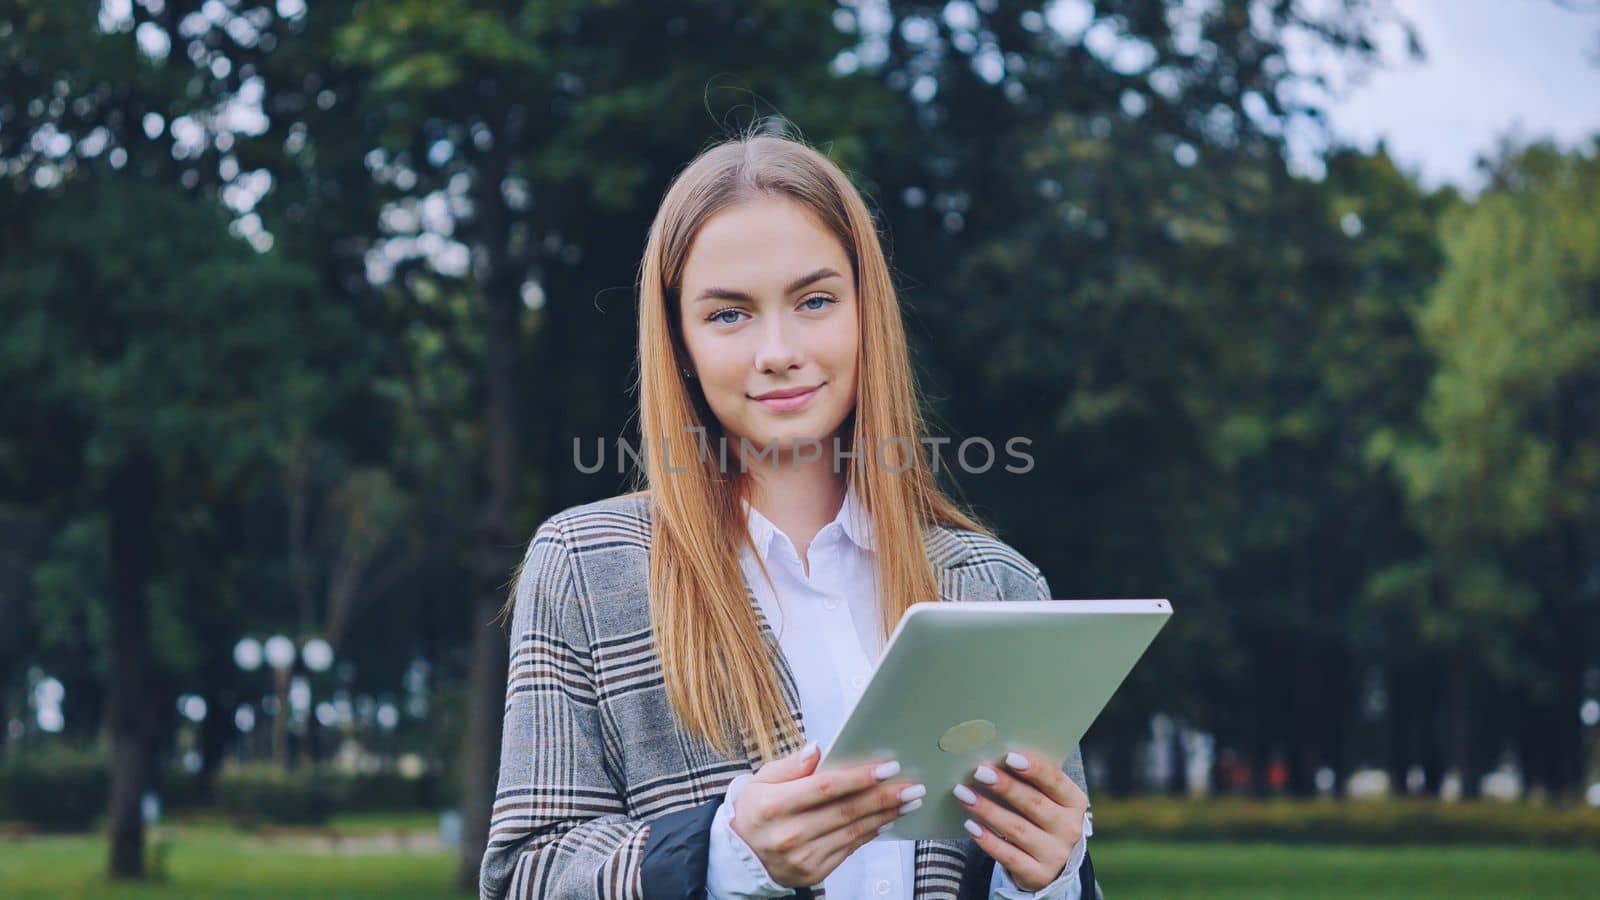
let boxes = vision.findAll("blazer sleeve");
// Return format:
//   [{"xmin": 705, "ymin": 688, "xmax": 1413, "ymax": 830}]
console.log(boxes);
[
  {"xmin": 480, "ymin": 519, "xmax": 651, "ymax": 899},
  {"xmin": 638, "ymin": 788, "xmax": 817, "ymax": 900}
]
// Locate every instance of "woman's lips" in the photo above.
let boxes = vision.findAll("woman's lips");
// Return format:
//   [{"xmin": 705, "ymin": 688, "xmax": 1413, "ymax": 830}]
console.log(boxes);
[{"xmin": 753, "ymin": 385, "xmax": 822, "ymax": 412}]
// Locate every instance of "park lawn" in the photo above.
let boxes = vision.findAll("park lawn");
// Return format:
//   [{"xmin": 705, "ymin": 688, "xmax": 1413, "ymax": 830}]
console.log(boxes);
[
  {"xmin": 0, "ymin": 820, "xmax": 470, "ymax": 900},
  {"xmin": 2, "ymin": 830, "xmax": 1598, "ymax": 898},
  {"xmin": 1092, "ymin": 840, "xmax": 1600, "ymax": 899}
]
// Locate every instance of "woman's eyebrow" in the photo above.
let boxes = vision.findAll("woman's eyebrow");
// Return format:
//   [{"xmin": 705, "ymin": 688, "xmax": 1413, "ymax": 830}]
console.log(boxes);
[{"xmin": 691, "ymin": 266, "xmax": 843, "ymax": 304}]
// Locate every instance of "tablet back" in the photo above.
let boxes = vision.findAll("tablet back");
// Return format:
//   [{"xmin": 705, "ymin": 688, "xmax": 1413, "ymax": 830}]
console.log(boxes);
[{"xmin": 817, "ymin": 599, "xmax": 1170, "ymax": 841}]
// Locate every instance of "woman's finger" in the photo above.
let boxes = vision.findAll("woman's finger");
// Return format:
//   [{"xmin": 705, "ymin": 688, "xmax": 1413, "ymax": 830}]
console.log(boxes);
[
  {"xmin": 968, "ymin": 763, "xmax": 1073, "ymax": 840},
  {"xmin": 813, "ymin": 790, "xmax": 916, "ymax": 876},
  {"xmin": 962, "ymin": 815, "xmax": 1050, "ymax": 887},
  {"xmin": 792, "ymin": 775, "xmax": 919, "ymax": 850},
  {"xmin": 1000, "ymin": 750, "xmax": 1085, "ymax": 812},
  {"xmin": 953, "ymin": 771, "xmax": 1056, "ymax": 862}
]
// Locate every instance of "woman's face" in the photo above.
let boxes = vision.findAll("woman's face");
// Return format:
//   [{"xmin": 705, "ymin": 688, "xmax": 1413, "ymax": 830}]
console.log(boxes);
[{"xmin": 678, "ymin": 197, "xmax": 860, "ymax": 461}]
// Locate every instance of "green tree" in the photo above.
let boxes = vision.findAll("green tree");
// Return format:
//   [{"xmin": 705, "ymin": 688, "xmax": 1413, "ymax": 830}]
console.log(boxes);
[
  {"xmin": 0, "ymin": 175, "xmax": 367, "ymax": 874},
  {"xmin": 1375, "ymin": 139, "xmax": 1600, "ymax": 799},
  {"xmin": 1, "ymin": 1, "xmax": 391, "ymax": 873}
]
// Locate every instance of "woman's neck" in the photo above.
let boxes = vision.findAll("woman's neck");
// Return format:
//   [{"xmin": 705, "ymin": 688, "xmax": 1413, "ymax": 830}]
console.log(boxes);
[{"xmin": 742, "ymin": 459, "xmax": 846, "ymax": 567}]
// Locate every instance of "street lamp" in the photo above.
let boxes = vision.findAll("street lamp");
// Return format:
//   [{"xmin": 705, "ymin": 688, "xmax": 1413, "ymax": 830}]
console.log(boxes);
[
  {"xmin": 298, "ymin": 638, "xmax": 336, "ymax": 767},
  {"xmin": 264, "ymin": 635, "xmax": 296, "ymax": 671},
  {"xmin": 264, "ymin": 635, "xmax": 295, "ymax": 768},
  {"xmin": 232, "ymin": 638, "xmax": 266, "ymax": 762},
  {"xmin": 302, "ymin": 638, "xmax": 334, "ymax": 673},
  {"xmin": 233, "ymin": 637, "xmax": 263, "ymax": 672}
]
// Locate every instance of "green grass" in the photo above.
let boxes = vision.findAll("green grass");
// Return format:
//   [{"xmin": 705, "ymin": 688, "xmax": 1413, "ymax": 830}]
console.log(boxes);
[
  {"xmin": 0, "ymin": 819, "xmax": 470, "ymax": 900},
  {"xmin": 1097, "ymin": 796, "xmax": 1600, "ymax": 848},
  {"xmin": 3, "ymin": 827, "xmax": 1599, "ymax": 898},
  {"xmin": 1093, "ymin": 840, "xmax": 1600, "ymax": 899}
]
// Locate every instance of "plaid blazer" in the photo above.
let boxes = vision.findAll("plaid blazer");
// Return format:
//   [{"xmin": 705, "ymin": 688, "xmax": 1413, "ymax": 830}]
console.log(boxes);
[{"xmin": 481, "ymin": 492, "xmax": 1102, "ymax": 900}]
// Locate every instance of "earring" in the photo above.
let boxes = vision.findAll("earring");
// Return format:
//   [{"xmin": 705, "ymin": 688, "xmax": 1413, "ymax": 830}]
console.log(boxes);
[{"xmin": 682, "ymin": 367, "xmax": 696, "ymax": 380}]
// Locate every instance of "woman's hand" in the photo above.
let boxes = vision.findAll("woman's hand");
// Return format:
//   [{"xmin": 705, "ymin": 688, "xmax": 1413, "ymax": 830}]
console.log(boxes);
[
  {"xmin": 954, "ymin": 748, "xmax": 1088, "ymax": 892},
  {"xmin": 731, "ymin": 742, "xmax": 925, "ymax": 888}
]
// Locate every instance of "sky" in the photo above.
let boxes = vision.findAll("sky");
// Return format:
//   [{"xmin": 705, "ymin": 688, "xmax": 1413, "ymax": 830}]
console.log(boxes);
[{"xmin": 1316, "ymin": 0, "xmax": 1600, "ymax": 191}]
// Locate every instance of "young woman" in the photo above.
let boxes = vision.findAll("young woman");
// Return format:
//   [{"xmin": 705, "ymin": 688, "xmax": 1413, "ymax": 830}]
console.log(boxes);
[{"xmin": 480, "ymin": 129, "xmax": 1099, "ymax": 900}]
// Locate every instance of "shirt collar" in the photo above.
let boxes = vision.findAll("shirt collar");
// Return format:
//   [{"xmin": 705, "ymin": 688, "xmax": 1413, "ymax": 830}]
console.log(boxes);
[
  {"xmin": 740, "ymin": 480, "xmax": 877, "ymax": 563},
  {"xmin": 837, "ymin": 479, "xmax": 877, "ymax": 552}
]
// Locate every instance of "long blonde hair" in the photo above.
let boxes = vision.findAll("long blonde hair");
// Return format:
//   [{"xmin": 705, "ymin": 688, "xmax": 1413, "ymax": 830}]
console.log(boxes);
[{"xmin": 631, "ymin": 124, "xmax": 993, "ymax": 763}]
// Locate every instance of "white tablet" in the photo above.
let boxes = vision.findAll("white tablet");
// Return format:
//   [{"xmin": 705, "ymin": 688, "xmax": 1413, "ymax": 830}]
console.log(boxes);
[{"xmin": 816, "ymin": 599, "xmax": 1171, "ymax": 841}]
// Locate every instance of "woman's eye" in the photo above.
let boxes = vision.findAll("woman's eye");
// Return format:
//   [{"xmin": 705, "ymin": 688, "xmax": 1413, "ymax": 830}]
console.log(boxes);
[{"xmin": 707, "ymin": 295, "xmax": 834, "ymax": 325}]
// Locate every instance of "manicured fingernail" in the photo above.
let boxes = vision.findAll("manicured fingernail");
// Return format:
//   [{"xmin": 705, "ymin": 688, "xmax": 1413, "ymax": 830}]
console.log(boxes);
[
  {"xmin": 1005, "ymin": 752, "xmax": 1031, "ymax": 771},
  {"xmin": 963, "ymin": 819, "xmax": 984, "ymax": 838},
  {"xmin": 899, "ymin": 784, "xmax": 926, "ymax": 802},
  {"xmin": 974, "ymin": 765, "xmax": 999, "ymax": 784},
  {"xmin": 873, "ymin": 760, "xmax": 901, "ymax": 781},
  {"xmin": 878, "ymin": 822, "xmax": 893, "ymax": 834},
  {"xmin": 899, "ymin": 798, "xmax": 923, "ymax": 815},
  {"xmin": 801, "ymin": 741, "xmax": 819, "ymax": 758},
  {"xmin": 953, "ymin": 784, "xmax": 978, "ymax": 805}
]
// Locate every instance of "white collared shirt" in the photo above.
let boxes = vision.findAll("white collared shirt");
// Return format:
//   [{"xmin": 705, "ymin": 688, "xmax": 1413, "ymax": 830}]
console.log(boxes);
[{"xmin": 704, "ymin": 482, "xmax": 1087, "ymax": 899}]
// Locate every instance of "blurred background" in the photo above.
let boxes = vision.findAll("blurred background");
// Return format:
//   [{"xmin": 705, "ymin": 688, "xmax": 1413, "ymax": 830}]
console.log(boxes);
[{"xmin": 2, "ymin": 1, "xmax": 1598, "ymax": 897}]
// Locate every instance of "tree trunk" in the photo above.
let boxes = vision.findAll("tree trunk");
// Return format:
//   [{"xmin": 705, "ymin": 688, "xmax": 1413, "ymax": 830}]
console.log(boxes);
[
  {"xmin": 1287, "ymin": 646, "xmax": 1319, "ymax": 798},
  {"xmin": 1099, "ymin": 720, "xmax": 1138, "ymax": 796},
  {"xmin": 1165, "ymin": 720, "xmax": 1187, "ymax": 796},
  {"xmin": 1550, "ymin": 522, "xmax": 1589, "ymax": 799},
  {"xmin": 196, "ymin": 683, "xmax": 232, "ymax": 803},
  {"xmin": 106, "ymin": 453, "xmax": 157, "ymax": 879},
  {"xmin": 1419, "ymin": 655, "xmax": 1445, "ymax": 795},
  {"xmin": 1385, "ymin": 662, "xmax": 1414, "ymax": 795},
  {"xmin": 459, "ymin": 594, "xmax": 510, "ymax": 888},
  {"xmin": 1248, "ymin": 722, "xmax": 1273, "ymax": 799},
  {"xmin": 458, "ymin": 137, "xmax": 525, "ymax": 891},
  {"xmin": 1550, "ymin": 646, "xmax": 1584, "ymax": 798},
  {"xmin": 1446, "ymin": 654, "xmax": 1482, "ymax": 799},
  {"xmin": 272, "ymin": 665, "xmax": 291, "ymax": 769}
]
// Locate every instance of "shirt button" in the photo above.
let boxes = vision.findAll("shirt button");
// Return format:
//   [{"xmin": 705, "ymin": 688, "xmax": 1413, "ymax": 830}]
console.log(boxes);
[
  {"xmin": 874, "ymin": 880, "xmax": 891, "ymax": 894},
  {"xmin": 823, "ymin": 597, "xmax": 839, "ymax": 610},
  {"xmin": 851, "ymin": 674, "xmax": 865, "ymax": 689}
]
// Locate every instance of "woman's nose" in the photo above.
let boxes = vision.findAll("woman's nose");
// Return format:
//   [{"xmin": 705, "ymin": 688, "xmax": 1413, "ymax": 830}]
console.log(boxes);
[{"xmin": 753, "ymin": 318, "xmax": 802, "ymax": 373}]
